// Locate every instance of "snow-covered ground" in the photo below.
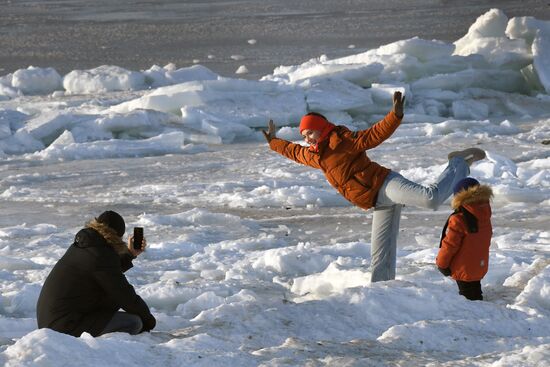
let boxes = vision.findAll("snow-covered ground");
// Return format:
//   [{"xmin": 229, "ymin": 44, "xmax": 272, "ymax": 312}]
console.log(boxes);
[{"xmin": 0, "ymin": 8, "xmax": 549, "ymax": 367}]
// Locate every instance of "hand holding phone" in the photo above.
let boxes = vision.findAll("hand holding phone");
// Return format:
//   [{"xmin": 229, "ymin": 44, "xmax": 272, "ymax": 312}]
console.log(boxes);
[{"xmin": 133, "ymin": 227, "xmax": 144, "ymax": 250}]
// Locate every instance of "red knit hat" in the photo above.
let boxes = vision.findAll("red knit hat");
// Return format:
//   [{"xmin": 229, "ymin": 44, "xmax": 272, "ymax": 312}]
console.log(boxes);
[
  {"xmin": 299, "ymin": 114, "xmax": 329, "ymax": 134},
  {"xmin": 299, "ymin": 113, "xmax": 335, "ymax": 151}
]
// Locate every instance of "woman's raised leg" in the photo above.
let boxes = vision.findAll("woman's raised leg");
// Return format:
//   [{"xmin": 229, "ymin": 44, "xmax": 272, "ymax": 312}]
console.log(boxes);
[{"xmin": 378, "ymin": 157, "xmax": 470, "ymax": 210}]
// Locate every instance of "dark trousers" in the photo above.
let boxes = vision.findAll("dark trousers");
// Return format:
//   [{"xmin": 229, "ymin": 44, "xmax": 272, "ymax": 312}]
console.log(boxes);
[
  {"xmin": 456, "ymin": 280, "xmax": 483, "ymax": 300},
  {"xmin": 99, "ymin": 312, "xmax": 143, "ymax": 336}
]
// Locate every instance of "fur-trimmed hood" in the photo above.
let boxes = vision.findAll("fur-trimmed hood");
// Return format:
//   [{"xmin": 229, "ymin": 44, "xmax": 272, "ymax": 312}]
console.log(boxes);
[
  {"xmin": 82, "ymin": 219, "xmax": 129, "ymax": 255},
  {"xmin": 451, "ymin": 184, "xmax": 493, "ymax": 210}
]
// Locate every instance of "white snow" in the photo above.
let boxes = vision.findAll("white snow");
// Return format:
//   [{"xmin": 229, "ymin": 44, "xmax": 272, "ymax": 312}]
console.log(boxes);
[
  {"xmin": 11, "ymin": 67, "xmax": 62, "ymax": 95},
  {"xmin": 0, "ymin": 8, "xmax": 549, "ymax": 367},
  {"xmin": 453, "ymin": 8, "xmax": 532, "ymax": 68},
  {"xmin": 235, "ymin": 65, "xmax": 249, "ymax": 74},
  {"xmin": 143, "ymin": 64, "xmax": 219, "ymax": 88},
  {"xmin": 63, "ymin": 65, "xmax": 146, "ymax": 94},
  {"xmin": 532, "ymin": 28, "xmax": 550, "ymax": 94}
]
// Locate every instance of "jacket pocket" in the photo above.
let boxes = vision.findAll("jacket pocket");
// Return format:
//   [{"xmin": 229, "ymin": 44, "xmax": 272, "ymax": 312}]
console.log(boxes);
[
  {"xmin": 344, "ymin": 177, "xmax": 370, "ymax": 198},
  {"xmin": 352, "ymin": 171, "xmax": 372, "ymax": 190}
]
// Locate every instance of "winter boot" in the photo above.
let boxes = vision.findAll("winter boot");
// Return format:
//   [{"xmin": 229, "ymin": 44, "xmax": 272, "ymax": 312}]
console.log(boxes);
[{"xmin": 448, "ymin": 148, "xmax": 486, "ymax": 166}]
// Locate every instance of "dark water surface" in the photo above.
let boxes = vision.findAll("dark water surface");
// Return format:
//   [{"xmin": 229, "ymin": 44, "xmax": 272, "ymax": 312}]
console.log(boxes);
[{"xmin": 1, "ymin": 0, "xmax": 550, "ymax": 79}]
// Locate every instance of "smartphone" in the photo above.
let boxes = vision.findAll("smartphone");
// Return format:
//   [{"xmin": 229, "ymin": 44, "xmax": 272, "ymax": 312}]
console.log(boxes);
[{"xmin": 133, "ymin": 227, "xmax": 144, "ymax": 250}]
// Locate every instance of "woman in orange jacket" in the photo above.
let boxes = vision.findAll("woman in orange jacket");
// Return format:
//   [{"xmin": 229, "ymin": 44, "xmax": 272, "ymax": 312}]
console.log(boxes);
[
  {"xmin": 436, "ymin": 177, "xmax": 493, "ymax": 300},
  {"xmin": 263, "ymin": 91, "xmax": 486, "ymax": 282}
]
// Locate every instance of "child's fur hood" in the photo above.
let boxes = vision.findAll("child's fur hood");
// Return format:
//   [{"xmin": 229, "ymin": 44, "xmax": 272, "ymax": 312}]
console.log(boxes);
[
  {"xmin": 452, "ymin": 184, "xmax": 493, "ymax": 210},
  {"xmin": 86, "ymin": 219, "xmax": 129, "ymax": 255}
]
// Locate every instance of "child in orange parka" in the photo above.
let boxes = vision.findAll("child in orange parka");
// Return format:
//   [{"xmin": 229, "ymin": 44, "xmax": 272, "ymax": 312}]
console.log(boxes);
[{"xmin": 436, "ymin": 177, "xmax": 493, "ymax": 300}]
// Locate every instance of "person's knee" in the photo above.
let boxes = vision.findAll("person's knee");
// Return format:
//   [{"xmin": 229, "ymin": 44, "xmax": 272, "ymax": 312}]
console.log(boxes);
[
  {"xmin": 129, "ymin": 315, "xmax": 143, "ymax": 335},
  {"xmin": 423, "ymin": 191, "xmax": 441, "ymax": 210}
]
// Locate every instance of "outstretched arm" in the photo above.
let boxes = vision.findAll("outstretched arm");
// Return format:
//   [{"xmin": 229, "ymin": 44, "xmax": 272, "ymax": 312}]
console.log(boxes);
[
  {"xmin": 263, "ymin": 119, "xmax": 321, "ymax": 169},
  {"xmin": 93, "ymin": 255, "xmax": 155, "ymax": 329},
  {"xmin": 350, "ymin": 91, "xmax": 405, "ymax": 152}
]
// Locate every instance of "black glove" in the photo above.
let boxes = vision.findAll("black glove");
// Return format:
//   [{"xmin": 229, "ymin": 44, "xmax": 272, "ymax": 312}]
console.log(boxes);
[
  {"xmin": 141, "ymin": 314, "xmax": 156, "ymax": 332},
  {"xmin": 438, "ymin": 267, "xmax": 451, "ymax": 277},
  {"xmin": 262, "ymin": 119, "xmax": 276, "ymax": 142},
  {"xmin": 392, "ymin": 91, "xmax": 405, "ymax": 118}
]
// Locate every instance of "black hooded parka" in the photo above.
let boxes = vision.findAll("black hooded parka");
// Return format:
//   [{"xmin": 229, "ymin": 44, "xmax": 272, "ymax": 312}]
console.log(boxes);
[{"xmin": 36, "ymin": 225, "xmax": 154, "ymax": 337}]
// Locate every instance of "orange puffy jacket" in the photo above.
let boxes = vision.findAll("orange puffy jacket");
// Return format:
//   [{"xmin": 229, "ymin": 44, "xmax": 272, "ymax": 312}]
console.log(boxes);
[
  {"xmin": 268, "ymin": 111, "xmax": 402, "ymax": 210},
  {"xmin": 436, "ymin": 185, "xmax": 493, "ymax": 281}
]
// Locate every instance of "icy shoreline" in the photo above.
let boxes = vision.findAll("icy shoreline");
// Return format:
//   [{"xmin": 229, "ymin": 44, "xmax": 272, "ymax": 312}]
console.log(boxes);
[{"xmin": 1, "ymin": 10, "xmax": 550, "ymax": 158}]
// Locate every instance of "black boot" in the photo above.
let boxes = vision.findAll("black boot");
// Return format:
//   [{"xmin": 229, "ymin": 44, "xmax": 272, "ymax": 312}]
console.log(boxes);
[{"xmin": 456, "ymin": 280, "xmax": 483, "ymax": 300}]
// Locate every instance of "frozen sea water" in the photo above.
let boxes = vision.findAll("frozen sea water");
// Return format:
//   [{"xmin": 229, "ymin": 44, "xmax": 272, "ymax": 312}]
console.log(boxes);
[{"xmin": 1, "ymin": 0, "xmax": 549, "ymax": 79}]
